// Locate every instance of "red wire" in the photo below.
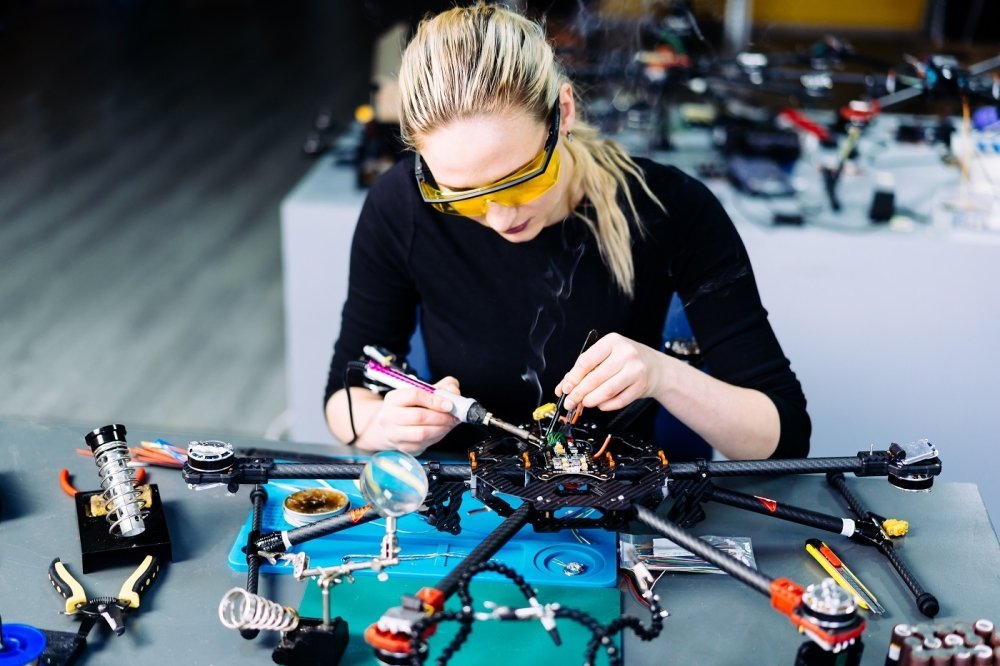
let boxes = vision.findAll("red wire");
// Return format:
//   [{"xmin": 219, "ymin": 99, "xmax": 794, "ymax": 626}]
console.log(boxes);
[
  {"xmin": 59, "ymin": 468, "xmax": 78, "ymax": 497},
  {"xmin": 59, "ymin": 467, "xmax": 147, "ymax": 498},
  {"xmin": 620, "ymin": 569, "xmax": 651, "ymax": 607}
]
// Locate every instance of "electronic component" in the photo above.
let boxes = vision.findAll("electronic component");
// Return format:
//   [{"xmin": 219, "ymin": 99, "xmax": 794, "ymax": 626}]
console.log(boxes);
[
  {"xmin": 883, "ymin": 617, "xmax": 999, "ymax": 665},
  {"xmin": 186, "ymin": 440, "xmax": 235, "ymax": 473},
  {"xmin": 887, "ymin": 439, "xmax": 939, "ymax": 491}
]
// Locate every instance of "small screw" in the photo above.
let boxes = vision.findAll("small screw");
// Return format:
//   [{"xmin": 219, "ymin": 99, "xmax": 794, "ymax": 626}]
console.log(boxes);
[{"xmin": 552, "ymin": 559, "xmax": 587, "ymax": 576}]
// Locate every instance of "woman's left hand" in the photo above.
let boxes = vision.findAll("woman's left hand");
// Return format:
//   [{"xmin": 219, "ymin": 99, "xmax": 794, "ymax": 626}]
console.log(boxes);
[{"xmin": 555, "ymin": 333, "xmax": 668, "ymax": 411}]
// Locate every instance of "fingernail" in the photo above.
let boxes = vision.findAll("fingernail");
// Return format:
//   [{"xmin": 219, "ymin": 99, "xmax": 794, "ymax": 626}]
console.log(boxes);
[
  {"xmin": 564, "ymin": 398, "xmax": 576, "ymax": 410},
  {"xmin": 562, "ymin": 382, "xmax": 573, "ymax": 393},
  {"xmin": 439, "ymin": 400, "xmax": 453, "ymax": 412}
]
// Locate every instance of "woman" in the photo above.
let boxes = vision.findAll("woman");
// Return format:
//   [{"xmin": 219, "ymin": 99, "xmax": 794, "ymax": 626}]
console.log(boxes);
[{"xmin": 324, "ymin": 2, "xmax": 809, "ymax": 460}]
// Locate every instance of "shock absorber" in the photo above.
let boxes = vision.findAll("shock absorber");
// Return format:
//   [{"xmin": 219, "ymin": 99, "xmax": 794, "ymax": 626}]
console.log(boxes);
[{"xmin": 85, "ymin": 424, "xmax": 146, "ymax": 537}]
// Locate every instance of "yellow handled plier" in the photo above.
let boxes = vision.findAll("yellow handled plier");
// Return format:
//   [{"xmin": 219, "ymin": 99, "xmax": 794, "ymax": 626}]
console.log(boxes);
[{"xmin": 48, "ymin": 555, "xmax": 161, "ymax": 636}]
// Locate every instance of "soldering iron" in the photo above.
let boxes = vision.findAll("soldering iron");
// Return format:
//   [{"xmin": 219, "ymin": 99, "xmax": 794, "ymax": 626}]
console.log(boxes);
[{"xmin": 359, "ymin": 347, "xmax": 544, "ymax": 447}]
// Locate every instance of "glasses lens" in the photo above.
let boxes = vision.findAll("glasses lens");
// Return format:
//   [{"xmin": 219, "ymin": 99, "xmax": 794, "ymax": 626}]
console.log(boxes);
[
  {"xmin": 428, "ymin": 149, "xmax": 560, "ymax": 217},
  {"xmin": 417, "ymin": 100, "xmax": 562, "ymax": 217}
]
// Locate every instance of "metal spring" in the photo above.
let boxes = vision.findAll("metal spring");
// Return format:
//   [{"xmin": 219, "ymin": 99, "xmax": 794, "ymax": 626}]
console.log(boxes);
[
  {"xmin": 92, "ymin": 439, "xmax": 146, "ymax": 537},
  {"xmin": 218, "ymin": 588, "xmax": 299, "ymax": 633}
]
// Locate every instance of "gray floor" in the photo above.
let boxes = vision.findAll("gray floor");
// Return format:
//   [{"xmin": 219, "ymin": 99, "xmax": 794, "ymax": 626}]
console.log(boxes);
[{"xmin": 0, "ymin": 2, "xmax": 373, "ymax": 438}]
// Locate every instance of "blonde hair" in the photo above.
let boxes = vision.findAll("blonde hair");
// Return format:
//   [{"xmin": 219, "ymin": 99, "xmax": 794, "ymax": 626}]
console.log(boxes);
[{"xmin": 398, "ymin": 2, "xmax": 662, "ymax": 297}]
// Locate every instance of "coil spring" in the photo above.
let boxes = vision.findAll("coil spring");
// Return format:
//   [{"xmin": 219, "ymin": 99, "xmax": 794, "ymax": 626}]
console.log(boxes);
[
  {"xmin": 92, "ymin": 439, "xmax": 146, "ymax": 537},
  {"xmin": 218, "ymin": 588, "xmax": 299, "ymax": 633}
]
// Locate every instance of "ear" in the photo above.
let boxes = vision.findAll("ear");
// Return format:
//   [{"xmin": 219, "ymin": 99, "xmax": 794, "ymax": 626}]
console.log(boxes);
[{"xmin": 558, "ymin": 82, "xmax": 576, "ymax": 137}]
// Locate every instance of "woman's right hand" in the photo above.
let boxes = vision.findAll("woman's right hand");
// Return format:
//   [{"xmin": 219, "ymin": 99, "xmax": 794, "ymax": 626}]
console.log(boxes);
[{"xmin": 367, "ymin": 376, "xmax": 462, "ymax": 455}]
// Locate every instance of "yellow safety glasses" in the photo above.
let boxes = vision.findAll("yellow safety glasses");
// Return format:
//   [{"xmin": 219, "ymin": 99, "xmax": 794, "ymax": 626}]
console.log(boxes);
[{"xmin": 415, "ymin": 101, "xmax": 562, "ymax": 217}]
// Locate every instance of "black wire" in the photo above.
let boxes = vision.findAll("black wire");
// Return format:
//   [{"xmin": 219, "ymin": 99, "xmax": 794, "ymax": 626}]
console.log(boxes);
[
  {"xmin": 407, "ymin": 560, "xmax": 665, "ymax": 666},
  {"xmin": 342, "ymin": 360, "xmax": 370, "ymax": 446}
]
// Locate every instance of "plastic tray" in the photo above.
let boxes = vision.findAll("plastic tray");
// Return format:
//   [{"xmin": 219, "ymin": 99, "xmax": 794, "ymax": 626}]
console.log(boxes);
[{"xmin": 227, "ymin": 477, "xmax": 617, "ymax": 588}]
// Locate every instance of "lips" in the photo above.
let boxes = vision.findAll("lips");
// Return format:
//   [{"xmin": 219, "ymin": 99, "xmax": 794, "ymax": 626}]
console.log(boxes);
[{"xmin": 504, "ymin": 219, "xmax": 531, "ymax": 235}]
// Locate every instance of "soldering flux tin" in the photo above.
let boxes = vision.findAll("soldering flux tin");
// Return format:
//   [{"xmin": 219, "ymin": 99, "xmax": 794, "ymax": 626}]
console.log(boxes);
[{"xmin": 283, "ymin": 488, "xmax": 350, "ymax": 527}]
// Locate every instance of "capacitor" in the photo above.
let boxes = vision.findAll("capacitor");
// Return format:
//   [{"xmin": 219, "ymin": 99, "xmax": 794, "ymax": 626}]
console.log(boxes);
[
  {"xmin": 933, "ymin": 622, "xmax": 954, "ymax": 638},
  {"xmin": 929, "ymin": 650, "xmax": 953, "ymax": 666},
  {"xmin": 954, "ymin": 622, "xmax": 976, "ymax": 638},
  {"xmin": 971, "ymin": 644, "xmax": 993, "ymax": 665},
  {"xmin": 952, "ymin": 650, "xmax": 973, "ymax": 666},
  {"xmin": 923, "ymin": 636, "xmax": 943, "ymax": 650},
  {"xmin": 899, "ymin": 636, "xmax": 924, "ymax": 666},
  {"xmin": 901, "ymin": 636, "xmax": 924, "ymax": 665},
  {"xmin": 973, "ymin": 620, "xmax": 995, "ymax": 641},
  {"xmin": 887, "ymin": 623, "xmax": 913, "ymax": 664}
]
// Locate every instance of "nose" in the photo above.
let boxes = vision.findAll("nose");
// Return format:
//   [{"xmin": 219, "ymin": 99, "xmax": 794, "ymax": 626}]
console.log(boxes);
[{"xmin": 483, "ymin": 201, "xmax": 519, "ymax": 233}]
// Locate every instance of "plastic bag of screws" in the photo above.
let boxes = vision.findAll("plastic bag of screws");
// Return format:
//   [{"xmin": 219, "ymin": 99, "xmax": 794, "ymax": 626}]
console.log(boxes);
[{"xmin": 619, "ymin": 533, "xmax": 756, "ymax": 573}]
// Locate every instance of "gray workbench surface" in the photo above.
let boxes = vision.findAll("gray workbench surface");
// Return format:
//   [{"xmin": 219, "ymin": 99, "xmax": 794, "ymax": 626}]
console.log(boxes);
[{"xmin": 2, "ymin": 418, "xmax": 998, "ymax": 665}]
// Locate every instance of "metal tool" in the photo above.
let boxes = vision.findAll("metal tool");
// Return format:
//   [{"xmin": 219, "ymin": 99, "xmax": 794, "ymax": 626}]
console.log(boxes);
[
  {"xmin": 805, "ymin": 539, "xmax": 885, "ymax": 615},
  {"xmin": 48, "ymin": 555, "xmax": 161, "ymax": 636},
  {"xmin": 361, "ymin": 355, "xmax": 543, "ymax": 446},
  {"xmin": 85, "ymin": 424, "xmax": 146, "ymax": 537},
  {"xmin": 543, "ymin": 329, "xmax": 599, "ymax": 443},
  {"xmin": 219, "ymin": 588, "xmax": 300, "ymax": 632}
]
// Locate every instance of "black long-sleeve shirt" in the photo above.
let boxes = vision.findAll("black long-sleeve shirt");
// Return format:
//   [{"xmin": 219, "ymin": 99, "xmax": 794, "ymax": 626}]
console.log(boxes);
[{"xmin": 325, "ymin": 156, "xmax": 810, "ymax": 457}]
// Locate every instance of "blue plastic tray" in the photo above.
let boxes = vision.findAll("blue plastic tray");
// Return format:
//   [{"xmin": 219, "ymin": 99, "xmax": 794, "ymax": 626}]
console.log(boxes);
[{"xmin": 227, "ymin": 476, "xmax": 617, "ymax": 588}]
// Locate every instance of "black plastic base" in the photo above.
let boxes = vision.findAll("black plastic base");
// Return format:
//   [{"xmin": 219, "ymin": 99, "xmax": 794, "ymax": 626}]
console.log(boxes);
[
  {"xmin": 271, "ymin": 617, "xmax": 349, "ymax": 665},
  {"xmin": 39, "ymin": 626, "xmax": 89, "ymax": 666},
  {"xmin": 74, "ymin": 484, "xmax": 173, "ymax": 573}
]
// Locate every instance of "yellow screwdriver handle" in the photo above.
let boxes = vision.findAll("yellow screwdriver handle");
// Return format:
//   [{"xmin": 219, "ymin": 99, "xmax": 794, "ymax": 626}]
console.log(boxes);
[{"xmin": 804, "ymin": 541, "xmax": 871, "ymax": 611}]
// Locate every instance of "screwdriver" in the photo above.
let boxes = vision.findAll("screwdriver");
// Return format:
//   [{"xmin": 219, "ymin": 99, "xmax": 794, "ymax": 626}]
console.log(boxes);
[
  {"xmin": 363, "ymin": 360, "xmax": 544, "ymax": 446},
  {"xmin": 805, "ymin": 539, "xmax": 885, "ymax": 614}
]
